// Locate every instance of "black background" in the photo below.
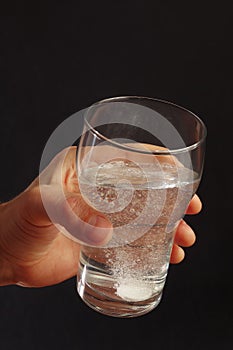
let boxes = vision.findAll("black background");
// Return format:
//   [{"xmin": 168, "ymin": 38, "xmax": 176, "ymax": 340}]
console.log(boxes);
[{"xmin": 0, "ymin": 1, "xmax": 232, "ymax": 349}]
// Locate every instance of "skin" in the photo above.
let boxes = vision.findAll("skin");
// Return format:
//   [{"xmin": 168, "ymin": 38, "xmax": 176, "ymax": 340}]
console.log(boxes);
[{"xmin": 0, "ymin": 147, "xmax": 202, "ymax": 287}]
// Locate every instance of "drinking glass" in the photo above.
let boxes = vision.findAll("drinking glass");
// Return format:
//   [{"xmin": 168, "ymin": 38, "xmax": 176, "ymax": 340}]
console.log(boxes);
[{"xmin": 76, "ymin": 96, "xmax": 206, "ymax": 318}]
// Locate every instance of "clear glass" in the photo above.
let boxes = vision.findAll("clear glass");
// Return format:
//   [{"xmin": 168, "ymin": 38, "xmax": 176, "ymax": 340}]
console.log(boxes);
[{"xmin": 76, "ymin": 96, "xmax": 207, "ymax": 318}]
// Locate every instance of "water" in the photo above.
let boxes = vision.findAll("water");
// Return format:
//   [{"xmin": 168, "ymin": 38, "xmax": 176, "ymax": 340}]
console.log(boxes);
[{"xmin": 77, "ymin": 159, "xmax": 199, "ymax": 317}]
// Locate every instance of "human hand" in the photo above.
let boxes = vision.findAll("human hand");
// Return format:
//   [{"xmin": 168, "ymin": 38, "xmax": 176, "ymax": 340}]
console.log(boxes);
[{"xmin": 0, "ymin": 147, "xmax": 201, "ymax": 287}]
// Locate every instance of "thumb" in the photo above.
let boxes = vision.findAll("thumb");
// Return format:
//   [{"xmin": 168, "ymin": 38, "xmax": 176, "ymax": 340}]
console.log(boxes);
[{"xmin": 23, "ymin": 185, "xmax": 113, "ymax": 246}]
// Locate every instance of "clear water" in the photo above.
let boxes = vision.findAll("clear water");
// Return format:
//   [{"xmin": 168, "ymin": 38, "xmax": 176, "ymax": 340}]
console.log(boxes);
[{"xmin": 77, "ymin": 159, "xmax": 199, "ymax": 317}]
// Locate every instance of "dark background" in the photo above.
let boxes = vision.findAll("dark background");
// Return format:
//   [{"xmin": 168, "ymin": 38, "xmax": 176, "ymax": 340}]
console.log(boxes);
[{"xmin": 0, "ymin": 1, "xmax": 232, "ymax": 349}]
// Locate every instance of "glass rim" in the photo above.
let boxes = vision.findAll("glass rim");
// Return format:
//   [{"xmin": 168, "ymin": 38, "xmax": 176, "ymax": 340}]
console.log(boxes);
[{"xmin": 84, "ymin": 96, "xmax": 207, "ymax": 155}]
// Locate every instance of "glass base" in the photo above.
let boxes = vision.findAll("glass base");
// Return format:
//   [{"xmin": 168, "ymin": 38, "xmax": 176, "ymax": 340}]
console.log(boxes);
[{"xmin": 77, "ymin": 279, "xmax": 163, "ymax": 318}]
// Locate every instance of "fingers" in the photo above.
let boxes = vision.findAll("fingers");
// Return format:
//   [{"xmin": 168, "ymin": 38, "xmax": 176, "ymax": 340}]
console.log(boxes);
[
  {"xmin": 170, "ymin": 220, "xmax": 196, "ymax": 264},
  {"xmin": 170, "ymin": 195, "xmax": 201, "ymax": 263},
  {"xmin": 186, "ymin": 194, "xmax": 202, "ymax": 214},
  {"xmin": 171, "ymin": 194, "xmax": 201, "ymax": 264}
]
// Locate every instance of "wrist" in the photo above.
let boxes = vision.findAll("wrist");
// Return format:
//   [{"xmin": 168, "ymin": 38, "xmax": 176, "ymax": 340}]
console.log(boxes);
[{"xmin": 0, "ymin": 202, "xmax": 15, "ymax": 286}]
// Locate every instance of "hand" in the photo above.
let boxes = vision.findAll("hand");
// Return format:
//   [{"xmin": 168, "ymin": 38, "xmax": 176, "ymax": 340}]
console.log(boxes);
[{"xmin": 0, "ymin": 147, "xmax": 201, "ymax": 287}]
